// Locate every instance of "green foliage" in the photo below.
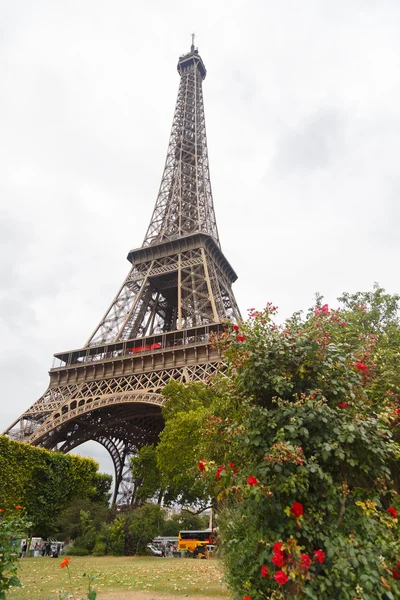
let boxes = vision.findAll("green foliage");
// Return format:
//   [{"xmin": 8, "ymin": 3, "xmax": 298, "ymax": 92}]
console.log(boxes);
[
  {"xmin": 125, "ymin": 503, "xmax": 165, "ymax": 555},
  {"xmin": 87, "ymin": 473, "xmax": 112, "ymax": 505},
  {"xmin": 161, "ymin": 511, "xmax": 208, "ymax": 536},
  {"xmin": 105, "ymin": 517, "xmax": 125, "ymax": 556},
  {"xmin": 0, "ymin": 436, "xmax": 103, "ymax": 538},
  {"xmin": 205, "ymin": 299, "xmax": 400, "ymax": 600},
  {"xmin": 92, "ymin": 540, "xmax": 107, "ymax": 556},
  {"xmin": 0, "ymin": 509, "xmax": 31, "ymax": 599},
  {"xmin": 130, "ymin": 445, "xmax": 163, "ymax": 506},
  {"xmin": 54, "ymin": 498, "xmax": 111, "ymax": 545},
  {"xmin": 67, "ymin": 546, "xmax": 91, "ymax": 556},
  {"xmin": 100, "ymin": 503, "xmax": 166, "ymax": 556},
  {"xmin": 337, "ymin": 284, "xmax": 400, "ymax": 406},
  {"xmin": 152, "ymin": 380, "xmax": 229, "ymax": 508},
  {"xmin": 74, "ymin": 510, "xmax": 97, "ymax": 552}
]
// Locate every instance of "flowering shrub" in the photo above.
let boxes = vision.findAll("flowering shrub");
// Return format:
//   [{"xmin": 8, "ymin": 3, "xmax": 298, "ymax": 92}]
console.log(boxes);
[
  {"xmin": 202, "ymin": 303, "xmax": 400, "ymax": 600},
  {"xmin": 0, "ymin": 506, "xmax": 31, "ymax": 599}
]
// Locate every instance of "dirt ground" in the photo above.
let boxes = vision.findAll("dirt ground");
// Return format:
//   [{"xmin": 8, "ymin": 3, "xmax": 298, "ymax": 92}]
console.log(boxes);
[{"xmin": 98, "ymin": 593, "xmax": 227, "ymax": 600}]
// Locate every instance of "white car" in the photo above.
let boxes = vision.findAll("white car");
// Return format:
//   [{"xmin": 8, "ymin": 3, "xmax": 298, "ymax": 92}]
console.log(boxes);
[{"xmin": 147, "ymin": 544, "xmax": 162, "ymax": 556}]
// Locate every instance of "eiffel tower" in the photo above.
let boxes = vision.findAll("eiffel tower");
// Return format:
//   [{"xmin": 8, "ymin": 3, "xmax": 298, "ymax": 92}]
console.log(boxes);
[{"xmin": 4, "ymin": 41, "xmax": 241, "ymax": 505}]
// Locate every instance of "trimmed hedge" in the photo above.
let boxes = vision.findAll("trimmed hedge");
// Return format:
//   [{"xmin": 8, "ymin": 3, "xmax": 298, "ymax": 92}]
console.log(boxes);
[{"xmin": 0, "ymin": 436, "xmax": 100, "ymax": 537}]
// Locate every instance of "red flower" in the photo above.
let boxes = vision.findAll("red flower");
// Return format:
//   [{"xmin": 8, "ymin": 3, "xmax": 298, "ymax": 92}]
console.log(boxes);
[
  {"xmin": 272, "ymin": 553, "xmax": 286, "ymax": 567},
  {"xmin": 341, "ymin": 321, "xmax": 348, "ymax": 326},
  {"xmin": 0, "ymin": 508, "xmax": 4, "ymax": 513},
  {"xmin": 261, "ymin": 564, "xmax": 270, "ymax": 578},
  {"xmin": 300, "ymin": 554, "xmax": 311, "ymax": 569},
  {"xmin": 313, "ymin": 549, "xmax": 325, "ymax": 564},
  {"xmin": 243, "ymin": 596, "xmax": 252, "ymax": 600},
  {"xmin": 198, "ymin": 459, "xmax": 206, "ymax": 472},
  {"xmin": 337, "ymin": 402, "xmax": 350, "ymax": 408},
  {"xmin": 290, "ymin": 501, "xmax": 303, "ymax": 518},
  {"xmin": 392, "ymin": 568, "xmax": 400, "ymax": 580},
  {"xmin": 233, "ymin": 325, "xmax": 239, "ymax": 332},
  {"xmin": 60, "ymin": 557, "xmax": 70, "ymax": 569},
  {"xmin": 355, "ymin": 362, "xmax": 368, "ymax": 372},
  {"xmin": 272, "ymin": 541, "xmax": 287, "ymax": 567},
  {"xmin": 247, "ymin": 475, "xmax": 259, "ymax": 486},
  {"xmin": 229, "ymin": 461, "xmax": 238, "ymax": 473},
  {"xmin": 314, "ymin": 304, "xmax": 330, "ymax": 316},
  {"xmin": 216, "ymin": 465, "xmax": 226, "ymax": 481},
  {"xmin": 273, "ymin": 542, "xmax": 283, "ymax": 554},
  {"xmin": 387, "ymin": 507, "xmax": 397, "ymax": 518},
  {"xmin": 15, "ymin": 505, "xmax": 23, "ymax": 510},
  {"xmin": 274, "ymin": 570, "xmax": 289, "ymax": 585},
  {"xmin": 396, "ymin": 409, "xmax": 400, "ymax": 415},
  {"xmin": 236, "ymin": 335, "xmax": 246, "ymax": 342}
]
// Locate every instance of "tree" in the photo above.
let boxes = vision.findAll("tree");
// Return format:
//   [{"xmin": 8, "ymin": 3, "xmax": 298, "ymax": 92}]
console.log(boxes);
[
  {"xmin": 200, "ymin": 302, "xmax": 400, "ymax": 600},
  {"xmin": 54, "ymin": 497, "xmax": 111, "ymax": 545},
  {"xmin": 130, "ymin": 445, "xmax": 163, "ymax": 506},
  {"xmin": 154, "ymin": 380, "xmax": 231, "ymax": 509},
  {"xmin": 161, "ymin": 511, "xmax": 209, "ymax": 536},
  {"xmin": 125, "ymin": 503, "xmax": 165, "ymax": 555}
]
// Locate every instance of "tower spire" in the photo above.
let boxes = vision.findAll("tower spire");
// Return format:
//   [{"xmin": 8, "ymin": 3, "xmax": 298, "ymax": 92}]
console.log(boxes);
[
  {"xmin": 191, "ymin": 32, "xmax": 195, "ymax": 52},
  {"xmin": 143, "ymin": 45, "xmax": 215, "ymax": 247}
]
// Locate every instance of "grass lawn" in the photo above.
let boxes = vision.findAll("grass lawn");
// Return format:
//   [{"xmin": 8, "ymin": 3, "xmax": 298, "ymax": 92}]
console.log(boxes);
[{"xmin": 9, "ymin": 555, "xmax": 230, "ymax": 600}]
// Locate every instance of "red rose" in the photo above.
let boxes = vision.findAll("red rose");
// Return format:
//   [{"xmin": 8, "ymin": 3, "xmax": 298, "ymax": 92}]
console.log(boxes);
[
  {"xmin": 236, "ymin": 335, "xmax": 246, "ymax": 342},
  {"xmin": 337, "ymin": 402, "xmax": 350, "ymax": 408},
  {"xmin": 273, "ymin": 541, "xmax": 283, "ymax": 554},
  {"xmin": 243, "ymin": 596, "xmax": 252, "ymax": 600},
  {"xmin": 274, "ymin": 570, "xmax": 289, "ymax": 585},
  {"xmin": 216, "ymin": 465, "xmax": 226, "ymax": 480},
  {"xmin": 272, "ymin": 553, "xmax": 286, "ymax": 567},
  {"xmin": 198, "ymin": 459, "xmax": 206, "ymax": 472},
  {"xmin": 247, "ymin": 475, "xmax": 259, "ymax": 486},
  {"xmin": 387, "ymin": 507, "xmax": 397, "ymax": 518},
  {"xmin": 392, "ymin": 568, "xmax": 400, "ymax": 580},
  {"xmin": 355, "ymin": 361, "xmax": 368, "ymax": 372},
  {"xmin": 229, "ymin": 461, "xmax": 238, "ymax": 473},
  {"xmin": 314, "ymin": 304, "xmax": 330, "ymax": 316},
  {"xmin": 290, "ymin": 501, "xmax": 303, "ymax": 518},
  {"xmin": 313, "ymin": 549, "xmax": 325, "ymax": 564},
  {"xmin": 396, "ymin": 409, "xmax": 400, "ymax": 415},
  {"xmin": 233, "ymin": 325, "xmax": 239, "ymax": 332},
  {"xmin": 261, "ymin": 564, "xmax": 269, "ymax": 578},
  {"xmin": 300, "ymin": 554, "xmax": 311, "ymax": 569}
]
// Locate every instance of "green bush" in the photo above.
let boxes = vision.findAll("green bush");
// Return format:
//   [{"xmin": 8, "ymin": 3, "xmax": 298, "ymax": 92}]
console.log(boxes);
[
  {"xmin": 202, "ymin": 301, "xmax": 400, "ymax": 600},
  {"xmin": 105, "ymin": 517, "xmax": 125, "ymax": 556},
  {"xmin": 67, "ymin": 546, "xmax": 90, "ymax": 556},
  {"xmin": 0, "ymin": 436, "xmax": 101, "ymax": 538},
  {"xmin": 92, "ymin": 541, "xmax": 107, "ymax": 556},
  {"xmin": 0, "ymin": 508, "xmax": 31, "ymax": 599}
]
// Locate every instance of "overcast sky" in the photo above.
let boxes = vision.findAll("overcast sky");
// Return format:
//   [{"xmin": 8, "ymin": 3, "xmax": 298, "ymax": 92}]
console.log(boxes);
[{"xmin": 1, "ymin": 0, "xmax": 399, "ymax": 476}]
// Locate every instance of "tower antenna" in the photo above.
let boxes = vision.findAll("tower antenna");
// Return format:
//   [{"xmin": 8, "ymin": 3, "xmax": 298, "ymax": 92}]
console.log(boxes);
[{"xmin": 191, "ymin": 32, "xmax": 195, "ymax": 52}]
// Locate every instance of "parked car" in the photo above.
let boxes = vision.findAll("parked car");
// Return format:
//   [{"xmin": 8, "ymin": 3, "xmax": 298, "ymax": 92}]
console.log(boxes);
[{"xmin": 147, "ymin": 544, "xmax": 162, "ymax": 556}]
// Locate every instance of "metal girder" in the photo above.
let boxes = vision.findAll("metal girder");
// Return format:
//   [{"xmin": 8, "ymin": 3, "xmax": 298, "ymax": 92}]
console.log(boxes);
[{"xmin": 4, "ymin": 45, "xmax": 241, "ymax": 505}]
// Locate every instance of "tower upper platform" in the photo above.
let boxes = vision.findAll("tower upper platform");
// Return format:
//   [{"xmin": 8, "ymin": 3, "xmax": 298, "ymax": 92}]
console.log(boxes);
[{"xmin": 177, "ymin": 48, "xmax": 207, "ymax": 80}]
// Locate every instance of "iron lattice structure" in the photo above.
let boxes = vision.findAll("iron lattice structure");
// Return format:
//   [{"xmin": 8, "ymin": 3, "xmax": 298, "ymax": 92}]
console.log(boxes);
[{"xmin": 4, "ymin": 45, "xmax": 241, "ymax": 505}]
